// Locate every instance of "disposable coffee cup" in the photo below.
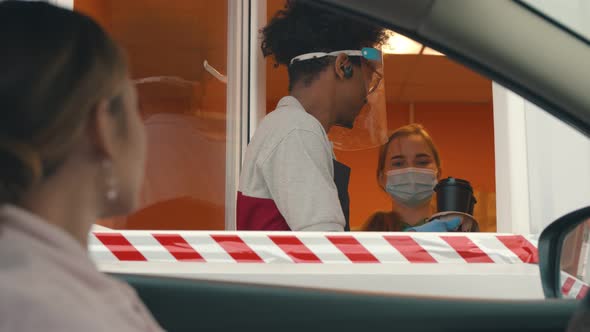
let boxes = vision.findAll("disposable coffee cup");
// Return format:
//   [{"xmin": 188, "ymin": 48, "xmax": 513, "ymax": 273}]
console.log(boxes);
[{"xmin": 434, "ymin": 177, "xmax": 476, "ymax": 215}]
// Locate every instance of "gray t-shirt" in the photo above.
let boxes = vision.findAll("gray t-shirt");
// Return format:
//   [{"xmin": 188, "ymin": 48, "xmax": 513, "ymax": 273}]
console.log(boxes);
[{"xmin": 238, "ymin": 96, "xmax": 346, "ymax": 231}]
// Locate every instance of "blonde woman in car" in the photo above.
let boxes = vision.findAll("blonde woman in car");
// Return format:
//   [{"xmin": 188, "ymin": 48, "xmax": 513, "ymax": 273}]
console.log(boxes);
[{"xmin": 0, "ymin": 2, "xmax": 162, "ymax": 331}]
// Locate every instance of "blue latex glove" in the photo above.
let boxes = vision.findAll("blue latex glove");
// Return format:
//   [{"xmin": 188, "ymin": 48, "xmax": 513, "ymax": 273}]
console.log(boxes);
[{"xmin": 406, "ymin": 217, "xmax": 461, "ymax": 232}]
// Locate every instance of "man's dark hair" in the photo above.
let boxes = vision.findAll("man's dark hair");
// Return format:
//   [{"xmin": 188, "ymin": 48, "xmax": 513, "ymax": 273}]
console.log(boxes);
[{"xmin": 261, "ymin": 1, "xmax": 386, "ymax": 91}]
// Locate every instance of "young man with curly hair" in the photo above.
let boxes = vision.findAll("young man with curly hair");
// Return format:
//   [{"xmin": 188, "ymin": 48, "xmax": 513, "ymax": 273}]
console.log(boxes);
[{"xmin": 237, "ymin": 1, "xmax": 386, "ymax": 231}]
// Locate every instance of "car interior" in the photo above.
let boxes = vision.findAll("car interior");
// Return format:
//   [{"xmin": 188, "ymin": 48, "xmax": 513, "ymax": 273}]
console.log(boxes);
[{"xmin": 101, "ymin": 1, "xmax": 590, "ymax": 331}]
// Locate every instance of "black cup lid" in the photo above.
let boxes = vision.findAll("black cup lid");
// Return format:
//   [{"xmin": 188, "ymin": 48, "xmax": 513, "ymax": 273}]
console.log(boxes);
[{"xmin": 434, "ymin": 177, "xmax": 473, "ymax": 192}]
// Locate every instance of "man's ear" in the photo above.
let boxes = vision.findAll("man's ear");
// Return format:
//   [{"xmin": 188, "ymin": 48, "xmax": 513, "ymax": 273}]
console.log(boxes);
[
  {"xmin": 334, "ymin": 53, "xmax": 351, "ymax": 80},
  {"xmin": 88, "ymin": 99, "xmax": 117, "ymax": 160}
]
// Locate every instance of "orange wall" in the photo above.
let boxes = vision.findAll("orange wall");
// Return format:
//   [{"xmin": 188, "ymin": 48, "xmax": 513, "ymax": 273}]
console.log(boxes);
[
  {"xmin": 74, "ymin": 0, "xmax": 111, "ymax": 30},
  {"xmin": 412, "ymin": 103, "xmax": 496, "ymax": 192}
]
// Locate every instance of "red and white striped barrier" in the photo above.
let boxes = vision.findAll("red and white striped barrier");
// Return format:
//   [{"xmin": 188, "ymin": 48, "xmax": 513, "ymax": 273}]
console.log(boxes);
[
  {"xmin": 561, "ymin": 272, "xmax": 590, "ymax": 299},
  {"xmin": 88, "ymin": 231, "xmax": 539, "ymax": 265}
]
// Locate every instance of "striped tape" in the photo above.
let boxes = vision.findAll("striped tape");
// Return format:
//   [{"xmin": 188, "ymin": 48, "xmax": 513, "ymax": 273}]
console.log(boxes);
[
  {"xmin": 89, "ymin": 231, "xmax": 539, "ymax": 265},
  {"xmin": 561, "ymin": 272, "xmax": 590, "ymax": 299}
]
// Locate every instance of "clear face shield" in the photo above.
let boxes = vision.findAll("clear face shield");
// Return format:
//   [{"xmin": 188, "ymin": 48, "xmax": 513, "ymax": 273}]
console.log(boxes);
[
  {"xmin": 291, "ymin": 47, "xmax": 388, "ymax": 151},
  {"xmin": 329, "ymin": 47, "xmax": 387, "ymax": 151}
]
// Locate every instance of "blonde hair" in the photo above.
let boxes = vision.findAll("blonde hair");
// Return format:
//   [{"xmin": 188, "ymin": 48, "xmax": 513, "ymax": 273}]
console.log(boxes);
[
  {"xmin": 376, "ymin": 124, "xmax": 441, "ymax": 187},
  {"xmin": 0, "ymin": 1, "xmax": 127, "ymax": 203}
]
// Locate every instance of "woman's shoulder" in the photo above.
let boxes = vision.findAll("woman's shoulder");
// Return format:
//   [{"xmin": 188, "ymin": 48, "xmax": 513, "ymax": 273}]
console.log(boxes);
[
  {"xmin": 367, "ymin": 210, "xmax": 389, "ymax": 218},
  {"xmin": 361, "ymin": 211, "xmax": 404, "ymax": 232}
]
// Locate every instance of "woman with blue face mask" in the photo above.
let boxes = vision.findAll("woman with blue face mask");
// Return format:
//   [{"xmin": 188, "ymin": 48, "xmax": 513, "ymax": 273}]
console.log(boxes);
[{"xmin": 362, "ymin": 124, "xmax": 461, "ymax": 232}]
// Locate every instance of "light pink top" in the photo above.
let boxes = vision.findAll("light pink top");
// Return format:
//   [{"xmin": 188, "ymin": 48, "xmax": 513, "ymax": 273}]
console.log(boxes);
[{"xmin": 0, "ymin": 205, "xmax": 164, "ymax": 331}]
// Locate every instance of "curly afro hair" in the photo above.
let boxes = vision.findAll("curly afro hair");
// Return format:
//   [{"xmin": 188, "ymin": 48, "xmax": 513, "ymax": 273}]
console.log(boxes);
[{"xmin": 261, "ymin": 0, "xmax": 386, "ymax": 91}]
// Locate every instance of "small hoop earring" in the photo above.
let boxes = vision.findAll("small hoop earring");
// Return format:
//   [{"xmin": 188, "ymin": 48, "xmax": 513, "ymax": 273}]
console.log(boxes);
[{"xmin": 102, "ymin": 160, "xmax": 118, "ymax": 201}]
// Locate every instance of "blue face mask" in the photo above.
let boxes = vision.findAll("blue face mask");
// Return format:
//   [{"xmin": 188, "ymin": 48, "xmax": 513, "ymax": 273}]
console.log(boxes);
[{"xmin": 385, "ymin": 168, "xmax": 437, "ymax": 207}]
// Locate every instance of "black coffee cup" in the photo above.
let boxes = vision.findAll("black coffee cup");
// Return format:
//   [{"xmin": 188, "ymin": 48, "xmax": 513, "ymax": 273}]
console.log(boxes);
[{"xmin": 434, "ymin": 177, "xmax": 477, "ymax": 215}]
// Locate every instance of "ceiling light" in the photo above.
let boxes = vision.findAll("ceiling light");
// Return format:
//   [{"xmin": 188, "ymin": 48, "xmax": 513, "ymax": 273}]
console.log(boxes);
[
  {"xmin": 382, "ymin": 30, "xmax": 445, "ymax": 56},
  {"xmin": 422, "ymin": 47, "xmax": 445, "ymax": 56}
]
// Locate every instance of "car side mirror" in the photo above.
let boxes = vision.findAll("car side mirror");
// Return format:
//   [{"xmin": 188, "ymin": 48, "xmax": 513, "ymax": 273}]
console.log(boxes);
[{"xmin": 538, "ymin": 206, "xmax": 590, "ymax": 299}]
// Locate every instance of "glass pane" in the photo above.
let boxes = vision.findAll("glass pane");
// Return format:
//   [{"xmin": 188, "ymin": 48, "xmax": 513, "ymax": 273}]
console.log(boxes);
[
  {"xmin": 264, "ymin": 0, "xmax": 496, "ymax": 232},
  {"xmin": 75, "ymin": 0, "xmax": 228, "ymax": 230}
]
